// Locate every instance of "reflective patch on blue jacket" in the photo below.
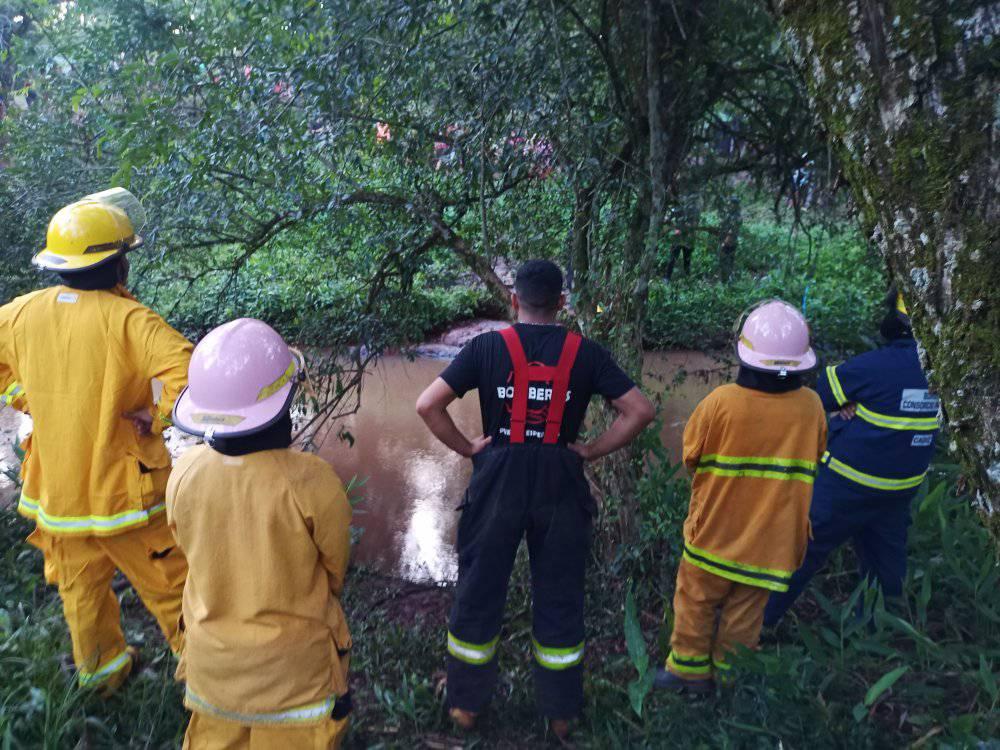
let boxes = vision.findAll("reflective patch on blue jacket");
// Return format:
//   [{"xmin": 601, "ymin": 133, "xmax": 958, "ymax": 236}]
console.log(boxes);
[{"xmin": 817, "ymin": 339, "xmax": 938, "ymax": 494}]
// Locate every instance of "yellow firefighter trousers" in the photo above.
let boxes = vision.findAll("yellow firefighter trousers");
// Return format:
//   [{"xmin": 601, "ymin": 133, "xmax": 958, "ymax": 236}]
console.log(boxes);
[
  {"xmin": 666, "ymin": 558, "xmax": 770, "ymax": 681},
  {"xmin": 27, "ymin": 514, "xmax": 187, "ymax": 692},
  {"xmin": 182, "ymin": 712, "xmax": 349, "ymax": 750}
]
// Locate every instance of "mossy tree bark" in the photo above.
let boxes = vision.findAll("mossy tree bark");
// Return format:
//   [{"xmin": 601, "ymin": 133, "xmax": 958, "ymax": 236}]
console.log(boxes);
[{"xmin": 773, "ymin": 1, "xmax": 999, "ymax": 541}]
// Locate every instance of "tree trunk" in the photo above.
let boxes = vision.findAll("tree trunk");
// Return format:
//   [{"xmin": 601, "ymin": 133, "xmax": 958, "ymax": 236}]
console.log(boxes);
[{"xmin": 773, "ymin": 1, "xmax": 1000, "ymax": 541}]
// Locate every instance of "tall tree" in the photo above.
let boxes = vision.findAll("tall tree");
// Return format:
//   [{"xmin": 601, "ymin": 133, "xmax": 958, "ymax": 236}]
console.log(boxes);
[{"xmin": 772, "ymin": 1, "xmax": 999, "ymax": 541}]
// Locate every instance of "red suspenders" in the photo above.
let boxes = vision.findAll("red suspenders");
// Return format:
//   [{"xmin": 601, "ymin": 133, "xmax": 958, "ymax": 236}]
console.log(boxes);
[{"xmin": 498, "ymin": 326, "xmax": 582, "ymax": 444}]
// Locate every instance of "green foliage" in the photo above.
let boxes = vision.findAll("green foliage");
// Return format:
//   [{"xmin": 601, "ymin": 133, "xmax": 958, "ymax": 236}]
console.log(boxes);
[
  {"xmin": 623, "ymin": 585, "xmax": 654, "ymax": 718},
  {"xmin": 646, "ymin": 213, "xmax": 885, "ymax": 358},
  {"xmin": 0, "ymin": 511, "xmax": 185, "ymax": 749},
  {"xmin": 4, "ymin": 465, "xmax": 995, "ymax": 747}
]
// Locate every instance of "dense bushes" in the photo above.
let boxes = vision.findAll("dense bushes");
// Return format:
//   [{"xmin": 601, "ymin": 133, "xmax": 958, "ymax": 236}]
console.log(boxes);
[
  {"xmin": 645, "ymin": 210, "xmax": 885, "ymax": 358},
  {"xmin": 121, "ymin": 198, "xmax": 884, "ymax": 357}
]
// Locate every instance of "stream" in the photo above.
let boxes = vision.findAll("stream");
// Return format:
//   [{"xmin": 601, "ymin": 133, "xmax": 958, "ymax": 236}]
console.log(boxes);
[{"xmin": 0, "ymin": 323, "xmax": 732, "ymax": 583}]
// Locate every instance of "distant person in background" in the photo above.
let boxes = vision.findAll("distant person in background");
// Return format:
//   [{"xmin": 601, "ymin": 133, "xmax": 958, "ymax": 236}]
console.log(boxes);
[
  {"xmin": 665, "ymin": 193, "xmax": 701, "ymax": 281},
  {"xmin": 0, "ymin": 191, "xmax": 191, "ymax": 694},
  {"xmin": 656, "ymin": 300, "xmax": 825, "ymax": 693},
  {"xmin": 763, "ymin": 288, "xmax": 939, "ymax": 627},
  {"xmin": 718, "ymin": 194, "xmax": 742, "ymax": 282},
  {"xmin": 168, "ymin": 319, "xmax": 353, "ymax": 749},
  {"xmin": 416, "ymin": 260, "xmax": 654, "ymax": 740}
]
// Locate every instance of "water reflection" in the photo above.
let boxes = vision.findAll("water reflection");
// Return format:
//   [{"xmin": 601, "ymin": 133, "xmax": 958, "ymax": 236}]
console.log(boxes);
[{"xmin": 314, "ymin": 356, "xmax": 480, "ymax": 583}]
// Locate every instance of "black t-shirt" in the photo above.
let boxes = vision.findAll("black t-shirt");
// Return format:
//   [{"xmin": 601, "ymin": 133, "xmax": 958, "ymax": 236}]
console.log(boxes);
[{"xmin": 440, "ymin": 324, "xmax": 635, "ymax": 445}]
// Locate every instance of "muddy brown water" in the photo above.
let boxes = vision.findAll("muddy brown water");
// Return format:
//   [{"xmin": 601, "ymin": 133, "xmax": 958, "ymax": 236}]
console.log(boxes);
[
  {"xmin": 314, "ymin": 348, "xmax": 731, "ymax": 582},
  {"xmin": 0, "ymin": 335, "xmax": 731, "ymax": 583}
]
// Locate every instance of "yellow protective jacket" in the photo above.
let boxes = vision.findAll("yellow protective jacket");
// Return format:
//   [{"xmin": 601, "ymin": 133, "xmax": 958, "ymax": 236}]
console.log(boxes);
[
  {"xmin": 681, "ymin": 383, "xmax": 827, "ymax": 592},
  {"xmin": 0, "ymin": 285, "xmax": 192, "ymax": 536},
  {"xmin": 166, "ymin": 445, "xmax": 353, "ymax": 726}
]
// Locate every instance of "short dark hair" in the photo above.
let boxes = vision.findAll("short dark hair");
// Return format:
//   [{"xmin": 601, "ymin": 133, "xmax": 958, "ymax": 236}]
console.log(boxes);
[{"xmin": 514, "ymin": 260, "xmax": 563, "ymax": 310}]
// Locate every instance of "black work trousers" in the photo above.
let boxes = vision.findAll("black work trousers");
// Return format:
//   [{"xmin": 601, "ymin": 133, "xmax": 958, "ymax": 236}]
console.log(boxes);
[{"xmin": 446, "ymin": 444, "xmax": 595, "ymax": 719}]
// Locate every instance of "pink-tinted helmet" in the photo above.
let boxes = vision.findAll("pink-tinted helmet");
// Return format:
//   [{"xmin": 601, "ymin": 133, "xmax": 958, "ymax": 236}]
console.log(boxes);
[
  {"xmin": 173, "ymin": 318, "xmax": 304, "ymax": 439},
  {"xmin": 736, "ymin": 299, "xmax": 816, "ymax": 373}
]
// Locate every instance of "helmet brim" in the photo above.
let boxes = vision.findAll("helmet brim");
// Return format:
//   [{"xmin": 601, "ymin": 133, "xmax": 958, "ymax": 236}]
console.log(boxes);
[
  {"xmin": 736, "ymin": 341, "xmax": 817, "ymax": 373},
  {"xmin": 32, "ymin": 235, "xmax": 144, "ymax": 273},
  {"xmin": 172, "ymin": 380, "xmax": 297, "ymax": 440}
]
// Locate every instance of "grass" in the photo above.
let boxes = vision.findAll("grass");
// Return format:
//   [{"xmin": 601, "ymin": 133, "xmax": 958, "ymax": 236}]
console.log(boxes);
[{"xmin": 1, "ymin": 456, "xmax": 998, "ymax": 748}]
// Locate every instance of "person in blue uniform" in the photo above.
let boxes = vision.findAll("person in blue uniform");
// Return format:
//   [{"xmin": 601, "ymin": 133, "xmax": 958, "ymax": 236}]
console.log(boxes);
[
  {"xmin": 763, "ymin": 288, "xmax": 940, "ymax": 625},
  {"xmin": 415, "ymin": 260, "xmax": 655, "ymax": 740}
]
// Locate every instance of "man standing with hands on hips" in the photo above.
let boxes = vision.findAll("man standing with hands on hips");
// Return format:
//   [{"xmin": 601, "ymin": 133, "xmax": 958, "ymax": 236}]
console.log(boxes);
[{"xmin": 416, "ymin": 259, "xmax": 655, "ymax": 740}]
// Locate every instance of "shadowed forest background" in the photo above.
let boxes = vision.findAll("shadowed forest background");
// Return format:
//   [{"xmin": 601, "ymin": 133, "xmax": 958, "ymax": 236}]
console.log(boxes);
[{"xmin": 0, "ymin": 1, "xmax": 997, "ymax": 747}]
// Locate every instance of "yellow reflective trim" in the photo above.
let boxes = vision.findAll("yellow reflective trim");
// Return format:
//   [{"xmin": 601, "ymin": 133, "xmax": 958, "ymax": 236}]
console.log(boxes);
[
  {"xmin": 257, "ymin": 360, "xmax": 296, "ymax": 402},
  {"xmin": 826, "ymin": 365, "xmax": 848, "ymax": 406},
  {"xmin": 855, "ymin": 404, "xmax": 939, "ymax": 431},
  {"xmin": 667, "ymin": 652, "xmax": 712, "ymax": 675},
  {"xmin": 696, "ymin": 466, "xmax": 814, "ymax": 484},
  {"xmin": 699, "ymin": 454, "xmax": 816, "ymax": 470},
  {"xmin": 185, "ymin": 687, "xmax": 336, "ymax": 725},
  {"xmin": 0, "ymin": 381, "xmax": 24, "ymax": 406},
  {"xmin": 79, "ymin": 650, "xmax": 131, "ymax": 687},
  {"xmin": 684, "ymin": 541, "xmax": 792, "ymax": 582},
  {"xmin": 682, "ymin": 542, "xmax": 792, "ymax": 592},
  {"xmin": 17, "ymin": 493, "xmax": 166, "ymax": 535},
  {"xmin": 447, "ymin": 632, "xmax": 499, "ymax": 665},
  {"xmin": 532, "ymin": 638, "xmax": 584, "ymax": 670},
  {"xmin": 822, "ymin": 452, "xmax": 926, "ymax": 491},
  {"xmin": 683, "ymin": 550, "xmax": 790, "ymax": 592}
]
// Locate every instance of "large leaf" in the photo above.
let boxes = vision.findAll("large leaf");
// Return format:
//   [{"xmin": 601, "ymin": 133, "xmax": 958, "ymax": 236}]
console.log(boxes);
[
  {"xmin": 628, "ymin": 670, "xmax": 655, "ymax": 718},
  {"xmin": 624, "ymin": 585, "xmax": 650, "ymax": 675},
  {"xmin": 864, "ymin": 665, "xmax": 909, "ymax": 707}
]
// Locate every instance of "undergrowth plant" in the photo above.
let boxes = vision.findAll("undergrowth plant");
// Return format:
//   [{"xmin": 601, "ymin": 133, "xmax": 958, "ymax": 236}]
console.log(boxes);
[{"xmin": 1, "ymin": 462, "xmax": 996, "ymax": 747}]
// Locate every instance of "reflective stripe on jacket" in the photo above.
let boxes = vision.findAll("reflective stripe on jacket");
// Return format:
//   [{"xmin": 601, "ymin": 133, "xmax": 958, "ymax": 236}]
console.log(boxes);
[
  {"xmin": 817, "ymin": 339, "xmax": 938, "ymax": 494},
  {"xmin": 681, "ymin": 384, "xmax": 827, "ymax": 592},
  {"xmin": 166, "ymin": 446, "xmax": 353, "ymax": 726},
  {"xmin": 0, "ymin": 365, "xmax": 27, "ymax": 412},
  {"xmin": 0, "ymin": 286, "xmax": 192, "ymax": 536}
]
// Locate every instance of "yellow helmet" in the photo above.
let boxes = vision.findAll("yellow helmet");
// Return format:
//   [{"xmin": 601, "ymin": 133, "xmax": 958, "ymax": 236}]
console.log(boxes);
[{"xmin": 32, "ymin": 199, "xmax": 143, "ymax": 273}]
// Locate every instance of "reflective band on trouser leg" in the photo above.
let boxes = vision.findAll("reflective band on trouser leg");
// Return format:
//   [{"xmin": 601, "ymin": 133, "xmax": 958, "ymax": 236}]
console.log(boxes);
[
  {"xmin": 826, "ymin": 365, "xmax": 848, "ymax": 406},
  {"xmin": 855, "ymin": 404, "xmax": 940, "ymax": 431},
  {"xmin": 822, "ymin": 452, "xmax": 926, "ymax": 491},
  {"xmin": 78, "ymin": 649, "xmax": 132, "ymax": 688},
  {"xmin": 682, "ymin": 542, "xmax": 793, "ymax": 593},
  {"xmin": 185, "ymin": 687, "xmax": 338, "ymax": 725},
  {"xmin": 17, "ymin": 493, "xmax": 167, "ymax": 536},
  {"xmin": 666, "ymin": 651, "xmax": 711, "ymax": 676},
  {"xmin": 447, "ymin": 632, "xmax": 499, "ymax": 665},
  {"xmin": 533, "ymin": 638, "xmax": 584, "ymax": 671},
  {"xmin": 696, "ymin": 454, "xmax": 816, "ymax": 484},
  {"xmin": 542, "ymin": 332, "xmax": 581, "ymax": 444}
]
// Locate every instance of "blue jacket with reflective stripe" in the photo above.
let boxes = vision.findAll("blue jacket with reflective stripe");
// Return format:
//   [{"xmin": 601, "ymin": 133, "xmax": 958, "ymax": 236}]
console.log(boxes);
[{"xmin": 817, "ymin": 338, "xmax": 938, "ymax": 493}]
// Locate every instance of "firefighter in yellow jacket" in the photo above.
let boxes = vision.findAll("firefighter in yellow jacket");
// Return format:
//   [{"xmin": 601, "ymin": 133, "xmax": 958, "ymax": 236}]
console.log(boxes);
[
  {"xmin": 0, "ymin": 190, "xmax": 192, "ymax": 693},
  {"xmin": 656, "ymin": 300, "xmax": 827, "ymax": 692},
  {"xmin": 168, "ymin": 318, "xmax": 353, "ymax": 750}
]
